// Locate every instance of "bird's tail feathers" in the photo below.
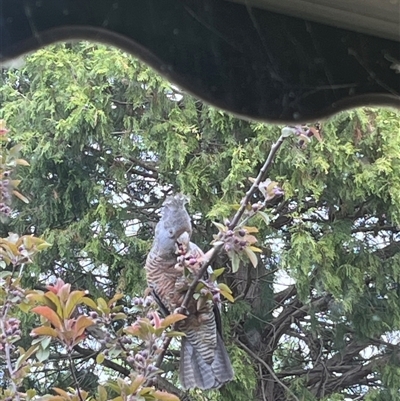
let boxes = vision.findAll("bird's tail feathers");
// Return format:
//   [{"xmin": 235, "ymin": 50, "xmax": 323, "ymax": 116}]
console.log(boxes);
[{"xmin": 179, "ymin": 333, "xmax": 234, "ymax": 390}]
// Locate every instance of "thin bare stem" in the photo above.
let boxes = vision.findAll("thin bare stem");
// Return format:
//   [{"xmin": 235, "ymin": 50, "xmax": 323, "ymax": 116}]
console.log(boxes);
[
  {"xmin": 0, "ymin": 265, "xmax": 25, "ymax": 401},
  {"xmin": 180, "ymin": 133, "xmax": 286, "ymax": 312},
  {"xmin": 228, "ymin": 134, "xmax": 286, "ymax": 229},
  {"xmin": 156, "ymin": 336, "xmax": 173, "ymax": 368},
  {"xmin": 0, "ymin": 300, "xmax": 20, "ymax": 401},
  {"xmin": 236, "ymin": 339, "xmax": 300, "ymax": 401},
  {"xmin": 259, "ymin": 364, "xmax": 267, "ymax": 401},
  {"xmin": 68, "ymin": 353, "xmax": 84, "ymax": 401}
]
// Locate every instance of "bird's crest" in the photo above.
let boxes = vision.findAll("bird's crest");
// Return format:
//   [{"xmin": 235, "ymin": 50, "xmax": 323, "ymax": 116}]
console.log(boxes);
[
  {"xmin": 161, "ymin": 194, "xmax": 190, "ymax": 215},
  {"xmin": 157, "ymin": 194, "xmax": 192, "ymax": 238}
]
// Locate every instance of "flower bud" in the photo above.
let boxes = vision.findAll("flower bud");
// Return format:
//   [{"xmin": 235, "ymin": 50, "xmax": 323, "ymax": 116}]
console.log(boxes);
[{"xmin": 224, "ymin": 244, "xmax": 233, "ymax": 252}]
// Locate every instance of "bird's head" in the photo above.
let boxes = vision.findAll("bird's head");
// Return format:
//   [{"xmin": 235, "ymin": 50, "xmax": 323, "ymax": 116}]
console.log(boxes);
[
  {"xmin": 159, "ymin": 194, "xmax": 192, "ymax": 237},
  {"xmin": 153, "ymin": 194, "xmax": 192, "ymax": 253}
]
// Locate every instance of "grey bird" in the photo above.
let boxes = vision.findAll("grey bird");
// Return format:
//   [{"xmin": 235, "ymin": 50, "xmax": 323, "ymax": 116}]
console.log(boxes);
[{"xmin": 145, "ymin": 194, "xmax": 234, "ymax": 390}]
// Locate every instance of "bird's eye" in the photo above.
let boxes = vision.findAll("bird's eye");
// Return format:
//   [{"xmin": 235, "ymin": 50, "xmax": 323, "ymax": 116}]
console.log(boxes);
[{"xmin": 168, "ymin": 228, "xmax": 174, "ymax": 237}]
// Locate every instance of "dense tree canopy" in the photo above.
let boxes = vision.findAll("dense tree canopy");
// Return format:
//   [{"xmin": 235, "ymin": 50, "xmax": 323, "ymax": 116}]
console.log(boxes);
[{"xmin": 1, "ymin": 42, "xmax": 400, "ymax": 401}]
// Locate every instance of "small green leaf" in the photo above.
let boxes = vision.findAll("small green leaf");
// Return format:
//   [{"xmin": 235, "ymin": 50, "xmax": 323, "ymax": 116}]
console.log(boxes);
[
  {"xmin": 97, "ymin": 385, "xmax": 108, "ymax": 401},
  {"xmin": 212, "ymin": 267, "xmax": 225, "ymax": 279},
  {"xmin": 43, "ymin": 291, "xmax": 63, "ymax": 317},
  {"xmin": 97, "ymin": 297, "xmax": 110, "ymax": 312},
  {"xmin": 231, "ymin": 252, "xmax": 240, "ymax": 273},
  {"xmin": 257, "ymin": 211, "xmax": 270, "ymax": 226},
  {"xmin": 108, "ymin": 292, "xmax": 124, "ymax": 307},
  {"xmin": 36, "ymin": 241, "xmax": 52, "ymax": 250},
  {"xmin": 130, "ymin": 375, "xmax": 146, "ymax": 393},
  {"xmin": 112, "ymin": 312, "xmax": 127, "ymax": 321},
  {"xmin": 220, "ymin": 290, "xmax": 235, "ymax": 303},
  {"xmin": 212, "ymin": 221, "xmax": 227, "ymax": 232},
  {"xmin": 81, "ymin": 297, "xmax": 98, "ymax": 310},
  {"xmin": 41, "ymin": 336, "xmax": 52, "ymax": 349},
  {"xmin": 15, "ymin": 345, "xmax": 39, "ymax": 370},
  {"xmin": 243, "ymin": 226, "xmax": 259, "ymax": 233},
  {"xmin": 249, "ymin": 246, "xmax": 262, "ymax": 252},
  {"xmin": 244, "ymin": 247, "xmax": 258, "ymax": 268},
  {"xmin": 18, "ymin": 301, "xmax": 32, "ymax": 313},
  {"xmin": 64, "ymin": 290, "xmax": 86, "ymax": 319},
  {"xmin": 9, "ymin": 143, "xmax": 23, "ymax": 157},
  {"xmin": 0, "ymin": 269, "xmax": 11, "ymax": 277},
  {"xmin": 218, "ymin": 283, "xmax": 233, "ymax": 294},
  {"xmin": 96, "ymin": 353, "xmax": 105, "ymax": 364},
  {"xmin": 26, "ymin": 389, "xmax": 37, "ymax": 400},
  {"xmin": 36, "ymin": 346, "xmax": 50, "ymax": 362}
]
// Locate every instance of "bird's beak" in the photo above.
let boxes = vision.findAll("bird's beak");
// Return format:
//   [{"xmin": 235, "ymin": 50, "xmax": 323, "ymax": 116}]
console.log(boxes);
[{"xmin": 176, "ymin": 231, "xmax": 191, "ymax": 255}]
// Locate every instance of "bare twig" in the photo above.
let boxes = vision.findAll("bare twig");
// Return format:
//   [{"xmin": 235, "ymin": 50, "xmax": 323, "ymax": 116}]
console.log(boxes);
[
  {"xmin": 155, "ymin": 336, "xmax": 173, "ymax": 367},
  {"xmin": 0, "ymin": 265, "xmax": 27, "ymax": 401},
  {"xmin": 236, "ymin": 339, "xmax": 300, "ymax": 401},
  {"xmin": 228, "ymin": 134, "xmax": 286, "ymax": 230},
  {"xmin": 259, "ymin": 363, "xmax": 267, "ymax": 401},
  {"xmin": 128, "ymin": 168, "xmax": 158, "ymax": 179},
  {"xmin": 180, "ymin": 134, "xmax": 287, "ymax": 311},
  {"xmin": 68, "ymin": 353, "xmax": 84, "ymax": 401},
  {"xmin": 274, "ymin": 285, "xmax": 297, "ymax": 303},
  {"xmin": 0, "ymin": 301, "xmax": 20, "ymax": 401}
]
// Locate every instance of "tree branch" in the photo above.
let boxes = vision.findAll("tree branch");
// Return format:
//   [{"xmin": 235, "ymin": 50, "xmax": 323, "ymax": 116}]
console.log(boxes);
[
  {"xmin": 156, "ymin": 131, "xmax": 288, "ymax": 376},
  {"xmin": 68, "ymin": 353, "xmax": 84, "ymax": 401},
  {"xmin": 228, "ymin": 134, "xmax": 286, "ymax": 230},
  {"xmin": 128, "ymin": 168, "xmax": 158, "ymax": 179},
  {"xmin": 127, "ymin": 156, "xmax": 159, "ymax": 174},
  {"xmin": 236, "ymin": 339, "xmax": 300, "ymax": 401},
  {"xmin": 264, "ymin": 295, "xmax": 332, "ymax": 352},
  {"xmin": 181, "ymin": 134, "xmax": 287, "ymax": 309},
  {"xmin": 274, "ymin": 285, "xmax": 297, "ymax": 304}
]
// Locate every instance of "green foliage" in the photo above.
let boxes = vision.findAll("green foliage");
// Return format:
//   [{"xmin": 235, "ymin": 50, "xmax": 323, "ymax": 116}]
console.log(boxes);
[{"xmin": 221, "ymin": 344, "xmax": 257, "ymax": 400}]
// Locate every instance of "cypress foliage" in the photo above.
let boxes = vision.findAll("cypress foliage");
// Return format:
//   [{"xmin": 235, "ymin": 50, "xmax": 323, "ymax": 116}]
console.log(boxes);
[{"xmin": 0, "ymin": 42, "xmax": 399, "ymax": 400}]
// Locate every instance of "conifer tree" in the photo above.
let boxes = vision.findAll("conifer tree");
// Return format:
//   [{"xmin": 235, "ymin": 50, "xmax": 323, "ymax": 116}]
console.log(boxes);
[{"xmin": 0, "ymin": 42, "xmax": 399, "ymax": 400}]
